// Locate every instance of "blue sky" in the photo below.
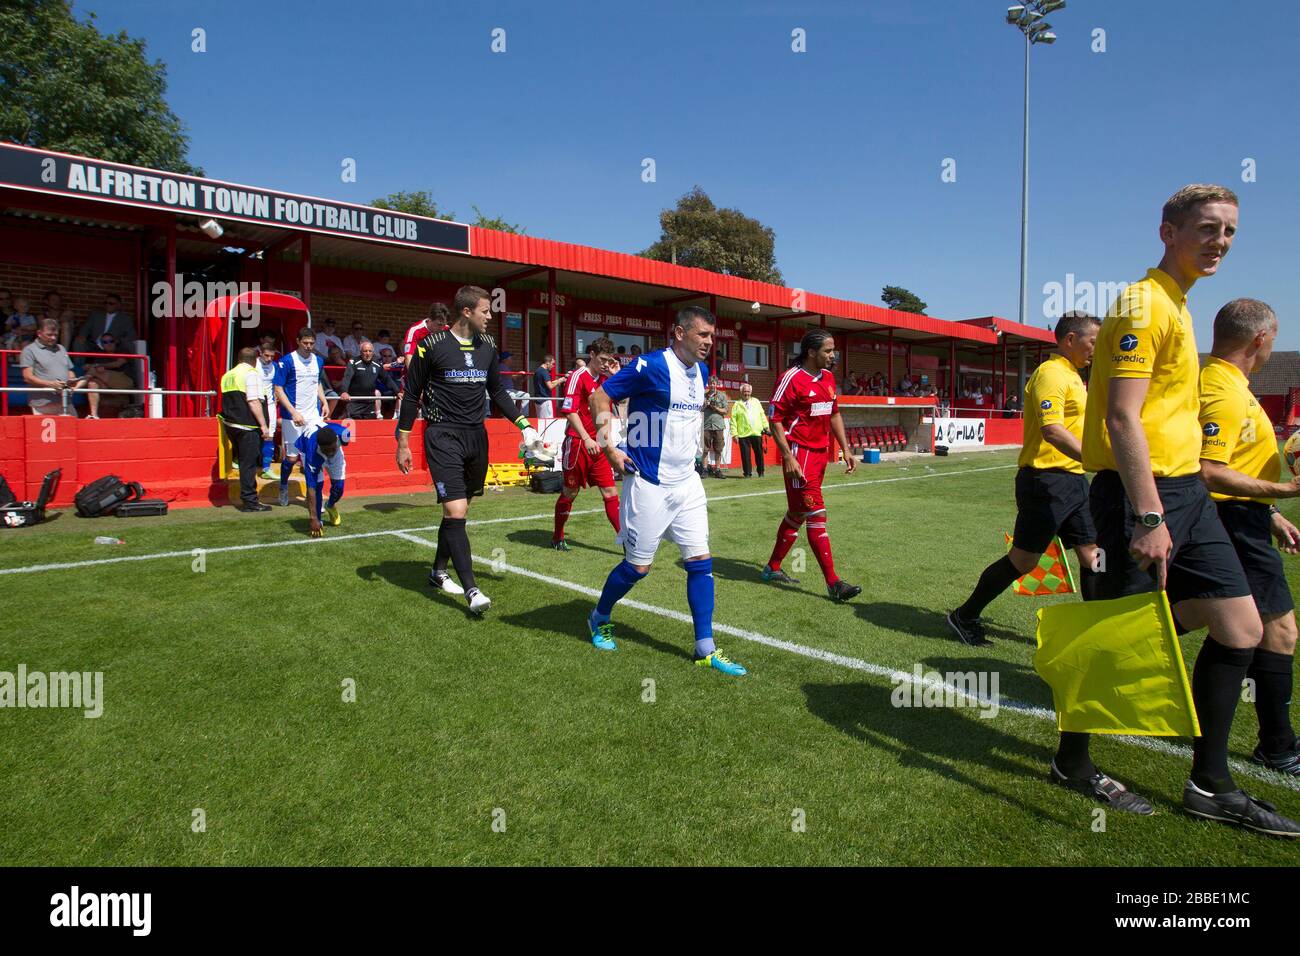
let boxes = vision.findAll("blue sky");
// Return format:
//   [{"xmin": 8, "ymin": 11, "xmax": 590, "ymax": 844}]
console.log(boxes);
[{"xmin": 87, "ymin": 0, "xmax": 1300, "ymax": 346}]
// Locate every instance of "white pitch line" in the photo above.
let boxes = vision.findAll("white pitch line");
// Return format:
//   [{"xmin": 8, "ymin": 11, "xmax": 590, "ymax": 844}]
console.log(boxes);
[
  {"xmin": 396, "ymin": 530, "xmax": 1300, "ymax": 795},
  {"xmin": 0, "ymin": 461, "xmax": 1015, "ymax": 577}
]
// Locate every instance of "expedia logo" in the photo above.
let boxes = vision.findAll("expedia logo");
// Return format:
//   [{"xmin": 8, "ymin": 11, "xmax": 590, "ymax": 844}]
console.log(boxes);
[
  {"xmin": 1119, "ymin": 334, "xmax": 1139, "ymax": 352},
  {"xmin": 1203, "ymin": 421, "xmax": 1220, "ymax": 437},
  {"xmin": 1040, "ymin": 400, "xmax": 1052, "ymax": 410}
]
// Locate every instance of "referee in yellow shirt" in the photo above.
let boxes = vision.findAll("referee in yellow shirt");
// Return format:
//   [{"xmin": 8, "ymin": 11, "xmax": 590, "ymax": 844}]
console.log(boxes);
[
  {"xmin": 1199, "ymin": 298, "xmax": 1300, "ymax": 776},
  {"xmin": 948, "ymin": 312, "xmax": 1102, "ymax": 646},
  {"xmin": 1061, "ymin": 184, "xmax": 1298, "ymax": 836}
]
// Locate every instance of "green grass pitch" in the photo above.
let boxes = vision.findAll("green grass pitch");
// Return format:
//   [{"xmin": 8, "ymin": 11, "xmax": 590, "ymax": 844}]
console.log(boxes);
[{"xmin": 2, "ymin": 447, "xmax": 1298, "ymax": 865}]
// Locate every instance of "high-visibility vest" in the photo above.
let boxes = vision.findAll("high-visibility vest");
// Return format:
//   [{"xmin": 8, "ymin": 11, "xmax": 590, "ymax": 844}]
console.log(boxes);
[{"xmin": 220, "ymin": 363, "xmax": 263, "ymax": 430}]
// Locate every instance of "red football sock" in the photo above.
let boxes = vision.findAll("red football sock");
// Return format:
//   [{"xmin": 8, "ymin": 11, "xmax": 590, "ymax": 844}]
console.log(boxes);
[
  {"xmin": 767, "ymin": 513, "xmax": 803, "ymax": 570},
  {"xmin": 806, "ymin": 513, "xmax": 839, "ymax": 585},
  {"xmin": 553, "ymin": 495, "xmax": 574, "ymax": 541},
  {"xmin": 603, "ymin": 494, "xmax": 621, "ymax": 532}
]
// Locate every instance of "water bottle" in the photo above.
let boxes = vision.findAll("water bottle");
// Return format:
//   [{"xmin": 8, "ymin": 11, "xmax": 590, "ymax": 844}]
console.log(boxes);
[{"xmin": 94, "ymin": 536, "xmax": 124, "ymax": 545}]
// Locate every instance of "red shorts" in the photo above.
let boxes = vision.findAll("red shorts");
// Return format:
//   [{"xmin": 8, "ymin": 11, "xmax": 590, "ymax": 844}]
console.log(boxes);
[
  {"xmin": 562, "ymin": 435, "xmax": 615, "ymax": 490},
  {"xmin": 784, "ymin": 443, "xmax": 829, "ymax": 513}
]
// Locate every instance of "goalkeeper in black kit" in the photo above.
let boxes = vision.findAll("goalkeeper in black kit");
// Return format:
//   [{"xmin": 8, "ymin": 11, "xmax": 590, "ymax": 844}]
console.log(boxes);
[{"xmin": 397, "ymin": 285, "xmax": 547, "ymax": 614}]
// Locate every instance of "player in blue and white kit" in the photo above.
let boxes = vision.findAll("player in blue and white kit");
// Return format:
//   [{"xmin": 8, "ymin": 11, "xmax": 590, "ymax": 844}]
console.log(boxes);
[
  {"xmin": 273, "ymin": 327, "xmax": 330, "ymax": 507},
  {"xmin": 586, "ymin": 306, "xmax": 747, "ymax": 676},
  {"xmin": 295, "ymin": 421, "xmax": 350, "ymax": 538},
  {"xmin": 256, "ymin": 339, "xmax": 279, "ymax": 479}
]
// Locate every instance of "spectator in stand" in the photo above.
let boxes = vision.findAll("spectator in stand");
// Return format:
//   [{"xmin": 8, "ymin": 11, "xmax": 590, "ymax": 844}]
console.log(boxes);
[
  {"xmin": 1006, "ymin": 392, "xmax": 1022, "ymax": 414},
  {"xmin": 616, "ymin": 345, "xmax": 629, "ymax": 367},
  {"xmin": 731, "ymin": 382, "xmax": 770, "ymax": 478},
  {"xmin": 339, "ymin": 341, "xmax": 401, "ymax": 419},
  {"xmin": 7, "ymin": 295, "xmax": 38, "ymax": 345},
  {"xmin": 20, "ymin": 318, "xmax": 84, "ymax": 416},
  {"xmin": 374, "ymin": 330, "xmax": 399, "ymax": 365},
  {"xmin": 702, "ymin": 377, "xmax": 729, "ymax": 478},
  {"xmin": 74, "ymin": 293, "xmax": 136, "ymax": 354},
  {"xmin": 899, "ymin": 372, "xmax": 914, "ymax": 393},
  {"xmin": 871, "ymin": 371, "xmax": 887, "ymax": 395},
  {"xmin": 313, "ymin": 320, "xmax": 344, "ymax": 360},
  {"xmin": 38, "ymin": 290, "xmax": 75, "ymax": 349},
  {"xmin": 342, "ymin": 321, "xmax": 369, "ymax": 359},
  {"xmin": 532, "ymin": 354, "xmax": 561, "ymax": 420},
  {"xmin": 82, "ymin": 332, "xmax": 137, "ymax": 417}
]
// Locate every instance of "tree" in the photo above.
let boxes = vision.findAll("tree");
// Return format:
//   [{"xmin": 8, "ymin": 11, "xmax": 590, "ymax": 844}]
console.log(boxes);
[
  {"xmin": 371, "ymin": 190, "xmax": 451, "ymax": 220},
  {"xmin": 0, "ymin": 0, "xmax": 201, "ymax": 175},
  {"xmin": 881, "ymin": 286, "xmax": 927, "ymax": 314},
  {"xmin": 470, "ymin": 204, "xmax": 525, "ymax": 235},
  {"xmin": 641, "ymin": 186, "xmax": 783, "ymax": 285}
]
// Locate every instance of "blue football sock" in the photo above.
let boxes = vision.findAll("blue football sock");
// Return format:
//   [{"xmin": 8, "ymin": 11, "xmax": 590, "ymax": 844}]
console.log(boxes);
[
  {"xmin": 279, "ymin": 458, "xmax": 294, "ymax": 489},
  {"xmin": 685, "ymin": 558, "xmax": 715, "ymax": 657},
  {"xmin": 596, "ymin": 560, "xmax": 647, "ymax": 617},
  {"xmin": 261, "ymin": 440, "xmax": 274, "ymax": 471},
  {"xmin": 327, "ymin": 480, "xmax": 345, "ymax": 508}
]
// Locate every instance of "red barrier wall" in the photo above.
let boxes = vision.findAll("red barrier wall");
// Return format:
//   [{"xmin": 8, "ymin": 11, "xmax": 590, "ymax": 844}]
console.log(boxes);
[{"xmin": 0, "ymin": 414, "xmax": 1025, "ymax": 510}]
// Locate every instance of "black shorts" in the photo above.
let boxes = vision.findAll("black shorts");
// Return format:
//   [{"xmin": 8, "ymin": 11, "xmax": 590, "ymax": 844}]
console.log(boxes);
[
  {"xmin": 1087, "ymin": 470, "xmax": 1251, "ymax": 606},
  {"xmin": 1217, "ymin": 500, "xmax": 1295, "ymax": 617},
  {"xmin": 1012, "ymin": 467, "xmax": 1096, "ymax": 553},
  {"xmin": 424, "ymin": 425, "xmax": 489, "ymax": 504}
]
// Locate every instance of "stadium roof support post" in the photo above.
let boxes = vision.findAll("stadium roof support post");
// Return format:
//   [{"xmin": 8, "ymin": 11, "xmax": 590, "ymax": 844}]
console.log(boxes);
[
  {"xmin": 166, "ymin": 222, "xmax": 178, "ymax": 419},
  {"xmin": 301, "ymin": 232, "xmax": 311, "ymax": 309},
  {"xmin": 547, "ymin": 268, "xmax": 558, "ymax": 370},
  {"xmin": 887, "ymin": 328, "xmax": 894, "ymax": 391},
  {"xmin": 950, "ymin": 336, "xmax": 957, "ymax": 396},
  {"xmin": 709, "ymin": 294, "xmax": 718, "ymax": 377}
]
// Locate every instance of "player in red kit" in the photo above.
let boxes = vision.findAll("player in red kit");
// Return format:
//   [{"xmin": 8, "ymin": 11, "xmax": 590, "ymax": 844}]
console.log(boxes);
[
  {"xmin": 551, "ymin": 337, "xmax": 622, "ymax": 551},
  {"xmin": 762, "ymin": 328, "xmax": 862, "ymax": 602}
]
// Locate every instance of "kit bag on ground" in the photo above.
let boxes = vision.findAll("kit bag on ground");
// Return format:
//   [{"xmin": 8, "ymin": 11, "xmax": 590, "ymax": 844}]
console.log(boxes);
[
  {"xmin": 115, "ymin": 499, "xmax": 169, "ymax": 517},
  {"xmin": 529, "ymin": 470, "xmax": 564, "ymax": 494},
  {"xmin": 0, "ymin": 468, "xmax": 61, "ymax": 528},
  {"xmin": 74, "ymin": 475, "xmax": 144, "ymax": 517}
]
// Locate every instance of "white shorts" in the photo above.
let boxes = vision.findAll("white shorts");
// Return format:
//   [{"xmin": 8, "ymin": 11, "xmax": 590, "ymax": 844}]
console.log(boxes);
[
  {"xmin": 281, "ymin": 413, "xmax": 323, "ymax": 457},
  {"xmin": 618, "ymin": 471, "xmax": 709, "ymax": 566},
  {"xmin": 535, "ymin": 398, "xmax": 554, "ymax": 420}
]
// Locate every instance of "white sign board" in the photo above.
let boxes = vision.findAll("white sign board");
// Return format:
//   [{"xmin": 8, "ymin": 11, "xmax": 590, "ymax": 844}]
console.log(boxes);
[{"xmin": 932, "ymin": 417, "xmax": 986, "ymax": 449}]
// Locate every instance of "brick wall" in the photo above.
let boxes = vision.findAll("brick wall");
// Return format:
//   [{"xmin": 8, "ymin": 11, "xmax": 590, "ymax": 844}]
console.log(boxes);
[{"xmin": 0, "ymin": 262, "xmax": 134, "ymax": 330}]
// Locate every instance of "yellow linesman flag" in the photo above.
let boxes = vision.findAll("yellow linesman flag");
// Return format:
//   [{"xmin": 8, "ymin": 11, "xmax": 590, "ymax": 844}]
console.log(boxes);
[
  {"xmin": 1034, "ymin": 590, "xmax": 1200, "ymax": 737},
  {"xmin": 1003, "ymin": 533, "xmax": 1077, "ymax": 596}
]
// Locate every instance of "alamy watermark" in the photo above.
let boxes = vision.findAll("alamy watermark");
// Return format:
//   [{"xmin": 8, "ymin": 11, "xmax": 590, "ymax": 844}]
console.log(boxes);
[
  {"xmin": 890, "ymin": 664, "xmax": 1000, "ymax": 719},
  {"xmin": 0, "ymin": 664, "xmax": 103, "ymax": 718},
  {"xmin": 150, "ymin": 273, "xmax": 262, "ymax": 326}
]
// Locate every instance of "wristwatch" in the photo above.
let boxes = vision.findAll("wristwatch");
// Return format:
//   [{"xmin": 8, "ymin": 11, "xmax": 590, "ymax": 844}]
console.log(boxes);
[
  {"xmin": 1139, "ymin": 511, "xmax": 1164, "ymax": 529},
  {"xmin": 1269, "ymin": 505, "xmax": 1281, "ymax": 515}
]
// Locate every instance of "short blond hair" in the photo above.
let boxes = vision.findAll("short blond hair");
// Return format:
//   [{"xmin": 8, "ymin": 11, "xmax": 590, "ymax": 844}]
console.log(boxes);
[{"xmin": 1162, "ymin": 184, "xmax": 1238, "ymax": 228}]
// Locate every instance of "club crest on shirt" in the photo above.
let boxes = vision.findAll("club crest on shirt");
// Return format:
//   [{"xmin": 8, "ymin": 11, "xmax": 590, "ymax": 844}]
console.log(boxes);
[
  {"xmin": 464, "ymin": 353, "xmax": 474, "ymax": 367},
  {"xmin": 1040, "ymin": 399, "xmax": 1052, "ymax": 410}
]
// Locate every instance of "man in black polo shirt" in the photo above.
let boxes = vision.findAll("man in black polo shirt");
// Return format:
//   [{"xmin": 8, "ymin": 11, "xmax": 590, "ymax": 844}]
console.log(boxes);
[
  {"xmin": 339, "ymin": 341, "xmax": 400, "ymax": 419},
  {"xmin": 397, "ymin": 285, "xmax": 546, "ymax": 615}
]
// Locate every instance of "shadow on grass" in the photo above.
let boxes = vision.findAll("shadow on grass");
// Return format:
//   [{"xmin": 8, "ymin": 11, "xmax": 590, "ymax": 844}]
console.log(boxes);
[
  {"xmin": 802, "ymin": 680, "xmax": 1072, "ymax": 826},
  {"xmin": 852, "ymin": 601, "xmax": 1033, "ymax": 647},
  {"xmin": 355, "ymin": 560, "xmax": 497, "ymax": 620},
  {"xmin": 363, "ymin": 501, "xmax": 423, "ymax": 513},
  {"xmin": 505, "ymin": 527, "xmax": 623, "ymax": 558},
  {"xmin": 499, "ymin": 598, "xmax": 692, "ymax": 662}
]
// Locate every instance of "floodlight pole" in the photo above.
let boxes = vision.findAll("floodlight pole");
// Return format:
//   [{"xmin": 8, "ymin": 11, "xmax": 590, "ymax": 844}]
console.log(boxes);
[{"xmin": 1019, "ymin": 32, "xmax": 1030, "ymax": 329}]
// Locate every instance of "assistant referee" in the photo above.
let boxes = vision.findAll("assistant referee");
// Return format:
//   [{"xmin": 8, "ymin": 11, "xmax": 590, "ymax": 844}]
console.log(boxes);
[
  {"xmin": 396, "ymin": 285, "xmax": 543, "ymax": 615},
  {"xmin": 1198, "ymin": 298, "xmax": 1300, "ymax": 775}
]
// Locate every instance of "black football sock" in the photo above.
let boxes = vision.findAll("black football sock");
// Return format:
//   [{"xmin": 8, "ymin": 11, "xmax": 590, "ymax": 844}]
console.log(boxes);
[
  {"xmin": 1054, "ymin": 731, "xmax": 1096, "ymax": 779},
  {"xmin": 1190, "ymin": 638, "xmax": 1256, "ymax": 794},
  {"xmin": 440, "ymin": 517, "xmax": 477, "ymax": 592},
  {"xmin": 1248, "ymin": 649, "xmax": 1295, "ymax": 755},
  {"xmin": 433, "ymin": 520, "xmax": 449, "ymax": 573},
  {"xmin": 957, "ymin": 555, "xmax": 1020, "ymax": 621},
  {"xmin": 1077, "ymin": 565, "xmax": 1098, "ymax": 602}
]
